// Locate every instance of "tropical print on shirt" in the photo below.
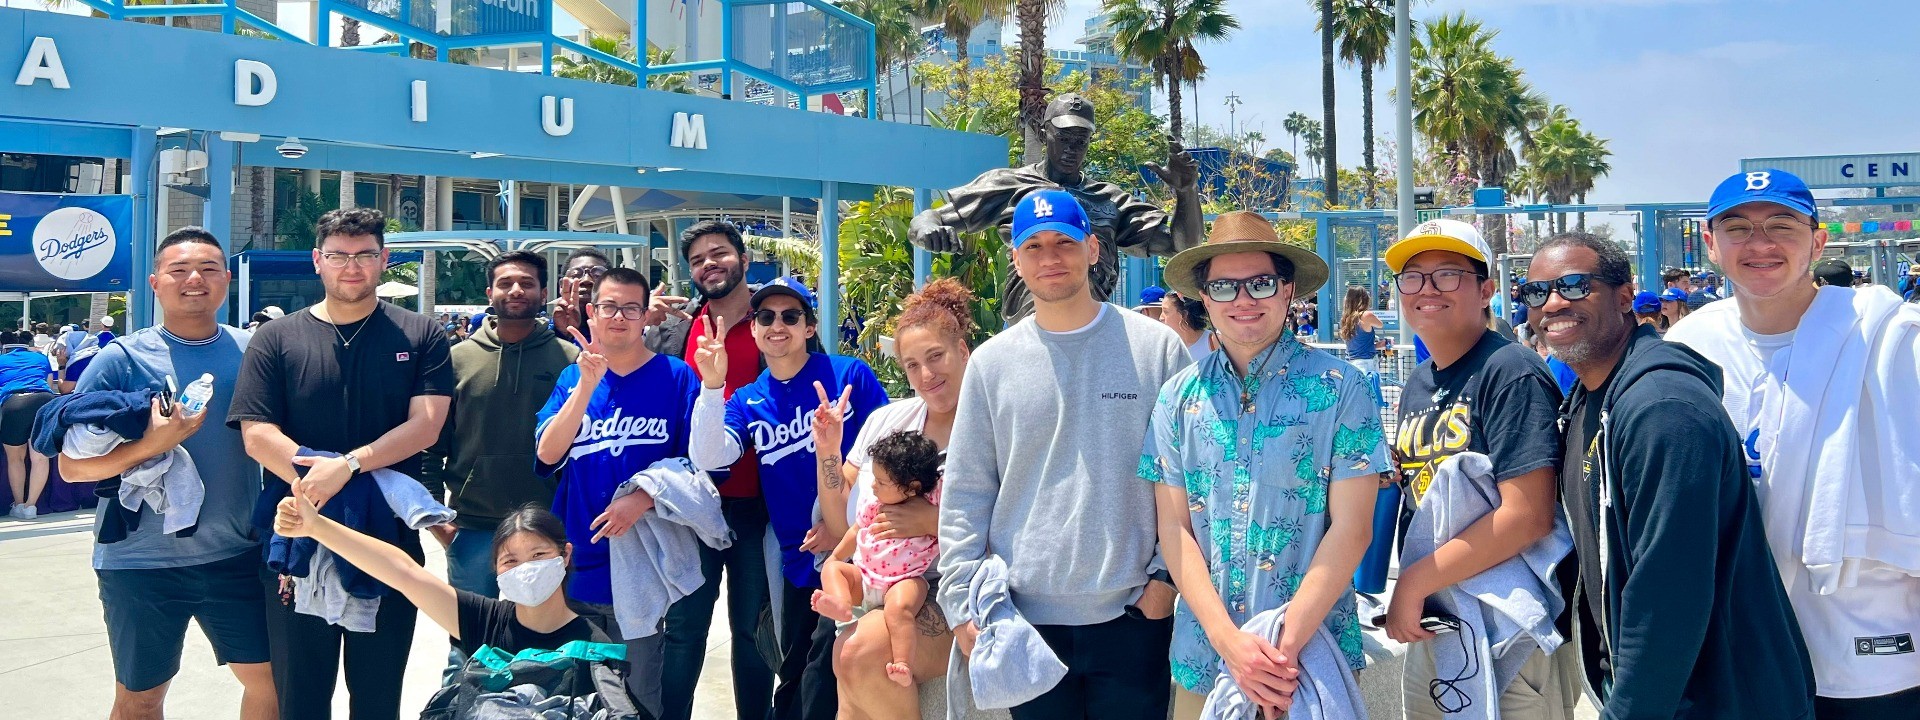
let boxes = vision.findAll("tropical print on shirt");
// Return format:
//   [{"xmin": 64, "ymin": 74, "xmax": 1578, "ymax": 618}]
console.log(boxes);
[{"xmin": 1139, "ymin": 337, "xmax": 1390, "ymax": 694}]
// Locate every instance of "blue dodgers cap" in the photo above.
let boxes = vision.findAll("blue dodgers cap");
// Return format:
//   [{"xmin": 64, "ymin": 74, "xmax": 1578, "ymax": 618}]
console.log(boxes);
[
  {"xmin": 750, "ymin": 275, "xmax": 818, "ymax": 310},
  {"xmin": 1661, "ymin": 287, "xmax": 1688, "ymax": 303},
  {"xmin": 1708, "ymin": 169, "xmax": 1817, "ymax": 223},
  {"xmin": 1011, "ymin": 188, "xmax": 1092, "ymax": 246},
  {"xmin": 1633, "ymin": 291, "xmax": 1661, "ymax": 313},
  {"xmin": 1139, "ymin": 286, "xmax": 1167, "ymax": 306}
]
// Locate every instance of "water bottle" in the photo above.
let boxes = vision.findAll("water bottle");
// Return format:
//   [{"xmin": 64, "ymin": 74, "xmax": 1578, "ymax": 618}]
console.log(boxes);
[
  {"xmin": 1353, "ymin": 482, "xmax": 1402, "ymax": 594},
  {"xmin": 180, "ymin": 373, "xmax": 215, "ymax": 415}
]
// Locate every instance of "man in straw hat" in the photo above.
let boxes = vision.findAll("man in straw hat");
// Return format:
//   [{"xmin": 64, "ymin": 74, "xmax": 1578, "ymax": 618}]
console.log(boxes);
[
  {"xmin": 938, "ymin": 188, "xmax": 1190, "ymax": 719},
  {"xmin": 1383, "ymin": 218, "xmax": 1581, "ymax": 718},
  {"xmin": 1142, "ymin": 211, "xmax": 1390, "ymax": 718}
]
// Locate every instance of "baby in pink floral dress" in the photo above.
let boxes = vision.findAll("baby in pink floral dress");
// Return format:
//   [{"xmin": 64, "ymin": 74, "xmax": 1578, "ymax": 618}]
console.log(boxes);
[{"xmin": 812, "ymin": 430, "xmax": 942, "ymax": 687}]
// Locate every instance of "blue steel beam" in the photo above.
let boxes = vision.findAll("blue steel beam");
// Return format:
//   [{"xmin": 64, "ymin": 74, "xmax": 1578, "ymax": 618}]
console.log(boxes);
[
  {"xmin": 129, "ymin": 126, "xmax": 156, "ymax": 330},
  {"xmin": 912, "ymin": 188, "xmax": 931, "ymax": 288},
  {"xmin": 820, "ymin": 181, "xmax": 841, "ymax": 354}
]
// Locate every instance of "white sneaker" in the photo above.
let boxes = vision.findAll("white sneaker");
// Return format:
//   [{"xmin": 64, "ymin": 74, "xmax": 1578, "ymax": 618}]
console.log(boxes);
[
  {"xmin": 6, "ymin": 504, "xmax": 19, "ymax": 519},
  {"xmin": 19, "ymin": 505, "xmax": 35, "ymax": 519}
]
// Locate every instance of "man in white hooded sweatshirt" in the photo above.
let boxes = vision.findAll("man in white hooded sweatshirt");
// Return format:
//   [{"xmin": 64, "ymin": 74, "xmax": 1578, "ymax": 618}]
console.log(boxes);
[{"xmin": 1667, "ymin": 168, "xmax": 1920, "ymax": 718}]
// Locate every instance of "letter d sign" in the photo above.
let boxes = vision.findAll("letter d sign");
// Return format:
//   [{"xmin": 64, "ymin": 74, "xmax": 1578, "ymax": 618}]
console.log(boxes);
[{"xmin": 235, "ymin": 59, "xmax": 276, "ymax": 107}]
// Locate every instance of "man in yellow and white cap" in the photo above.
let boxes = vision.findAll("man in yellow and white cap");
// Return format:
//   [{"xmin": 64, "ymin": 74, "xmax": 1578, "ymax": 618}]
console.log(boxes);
[{"xmin": 1381, "ymin": 219, "xmax": 1580, "ymax": 719}]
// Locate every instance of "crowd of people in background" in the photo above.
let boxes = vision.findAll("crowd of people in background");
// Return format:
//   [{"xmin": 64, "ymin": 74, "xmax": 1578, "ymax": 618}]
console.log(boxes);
[{"xmin": 0, "ymin": 167, "xmax": 1916, "ymax": 720}]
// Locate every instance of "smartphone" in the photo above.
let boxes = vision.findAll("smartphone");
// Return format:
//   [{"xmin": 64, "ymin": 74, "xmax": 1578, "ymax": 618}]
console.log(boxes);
[
  {"xmin": 1419, "ymin": 615, "xmax": 1461, "ymax": 634},
  {"xmin": 159, "ymin": 376, "xmax": 178, "ymax": 417}
]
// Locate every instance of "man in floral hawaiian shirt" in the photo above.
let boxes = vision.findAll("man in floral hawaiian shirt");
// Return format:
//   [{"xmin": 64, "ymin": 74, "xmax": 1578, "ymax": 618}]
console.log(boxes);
[{"xmin": 1141, "ymin": 211, "xmax": 1391, "ymax": 719}]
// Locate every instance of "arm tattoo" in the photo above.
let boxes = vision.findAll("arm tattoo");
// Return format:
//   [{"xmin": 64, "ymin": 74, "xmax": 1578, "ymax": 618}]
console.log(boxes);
[
  {"xmin": 916, "ymin": 600, "xmax": 950, "ymax": 637},
  {"xmin": 820, "ymin": 454, "xmax": 843, "ymax": 489}
]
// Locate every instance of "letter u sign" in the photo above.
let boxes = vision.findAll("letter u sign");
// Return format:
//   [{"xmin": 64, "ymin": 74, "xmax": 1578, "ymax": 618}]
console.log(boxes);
[{"xmin": 543, "ymin": 96, "xmax": 574, "ymax": 137}]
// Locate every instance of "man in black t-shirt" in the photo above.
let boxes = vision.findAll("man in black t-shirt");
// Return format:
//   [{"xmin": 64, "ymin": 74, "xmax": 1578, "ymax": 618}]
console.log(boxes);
[
  {"xmin": 228, "ymin": 208, "xmax": 453, "ymax": 720},
  {"xmin": 1381, "ymin": 219, "xmax": 1577, "ymax": 719},
  {"xmin": 1527, "ymin": 232, "xmax": 1811, "ymax": 718}
]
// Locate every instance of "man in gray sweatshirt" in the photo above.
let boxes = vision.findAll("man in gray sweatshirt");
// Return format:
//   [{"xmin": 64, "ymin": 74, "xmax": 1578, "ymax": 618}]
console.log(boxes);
[{"xmin": 937, "ymin": 188, "xmax": 1192, "ymax": 719}]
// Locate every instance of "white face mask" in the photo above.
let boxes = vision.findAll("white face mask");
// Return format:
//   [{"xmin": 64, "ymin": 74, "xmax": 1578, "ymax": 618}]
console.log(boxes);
[{"xmin": 496, "ymin": 556, "xmax": 567, "ymax": 606}]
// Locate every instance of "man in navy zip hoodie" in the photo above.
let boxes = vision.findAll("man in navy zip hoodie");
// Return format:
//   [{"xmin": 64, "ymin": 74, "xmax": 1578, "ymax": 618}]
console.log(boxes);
[{"xmin": 1523, "ymin": 232, "xmax": 1812, "ymax": 719}]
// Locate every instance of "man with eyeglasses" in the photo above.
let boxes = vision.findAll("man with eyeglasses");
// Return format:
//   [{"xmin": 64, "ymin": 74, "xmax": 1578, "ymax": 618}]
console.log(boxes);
[
  {"xmin": 1142, "ymin": 211, "xmax": 1388, "ymax": 719},
  {"xmin": 533, "ymin": 266, "xmax": 697, "ymax": 717},
  {"xmin": 1523, "ymin": 231, "xmax": 1814, "ymax": 718},
  {"xmin": 1666, "ymin": 169, "xmax": 1920, "ymax": 718},
  {"xmin": 1381, "ymin": 219, "xmax": 1578, "ymax": 719},
  {"xmin": 643, "ymin": 219, "xmax": 778, "ymax": 720},
  {"xmin": 229, "ymin": 208, "xmax": 454, "ymax": 720},
  {"xmin": 938, "ymin": 189, "xmax": 1188, "ymax": 719},
  {"xmin": 689, "ymin": 276, "xmax": 890, "ymax": 720},
  {"xmin": 550, "ymin": 248, "xmax": 613, "ymax": 342}
]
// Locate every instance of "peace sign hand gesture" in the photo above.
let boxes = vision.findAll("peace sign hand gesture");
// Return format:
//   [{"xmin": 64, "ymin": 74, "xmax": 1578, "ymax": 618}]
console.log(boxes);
[
  {"xmin": 811, "ymin": 380, "xmax": 853, "ymax": 454},
  {"xmin": 692, "ymin": 313, "xmax": 728, "ymax": 389},
  {"xmin": 567, "ymin": 314, "xmax": 608, "ymax": 391}
]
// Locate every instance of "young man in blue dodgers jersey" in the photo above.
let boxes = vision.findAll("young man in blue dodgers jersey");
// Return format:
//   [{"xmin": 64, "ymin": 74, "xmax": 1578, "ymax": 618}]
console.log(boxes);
[
  {"xmin": 534, "ymin": 267, "xmax": 701, "ymax": 719},
  {"xmin": 689, "ymin": 275, "xmax": 890, "ymax": 720}
]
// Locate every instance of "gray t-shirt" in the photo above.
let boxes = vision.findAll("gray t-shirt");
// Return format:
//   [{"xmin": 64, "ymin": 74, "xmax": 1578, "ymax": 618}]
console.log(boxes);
[{"xmin": 77, "ymin": 326, "xmax": 259, "ymax": 570}]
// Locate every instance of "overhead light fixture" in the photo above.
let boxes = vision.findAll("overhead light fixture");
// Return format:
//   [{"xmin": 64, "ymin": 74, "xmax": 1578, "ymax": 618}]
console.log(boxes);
[
  {"xmin": 658, "ymin": 167, "xmax": 683, "ymax": 173},
  {"xmin": 218, "ymin": 131, "xmax": 262, "ymax": 143},
  {"xmin": 157, "ymin": 127, "xmax": 189, "ymax": 137},
  {"xmin": 276, "ymin": 137, "xmax": 309, "ymax": 159},
  {"xmin": 470, "ymin": 152, "xmax": 503, "ymax": 159},
  {"xmin": 635, "ymin": 167, "xmax": 649, "ymax": 174}
]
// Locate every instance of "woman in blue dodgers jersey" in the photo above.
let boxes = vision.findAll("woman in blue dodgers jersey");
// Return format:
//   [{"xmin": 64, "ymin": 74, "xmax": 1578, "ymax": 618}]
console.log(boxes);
[
  {"xmin": 534, "ymin": 267, "xmax": 701, "ymax": 718},
  {"xmin": 690, "ymin": 275, "xmax": 891, "ymax": 720}
]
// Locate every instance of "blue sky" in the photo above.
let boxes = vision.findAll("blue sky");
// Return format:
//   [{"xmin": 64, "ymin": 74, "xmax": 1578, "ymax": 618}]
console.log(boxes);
[{"xmin": 1040, "ymin": 0, "xmax": 1920, "ymax": 209}]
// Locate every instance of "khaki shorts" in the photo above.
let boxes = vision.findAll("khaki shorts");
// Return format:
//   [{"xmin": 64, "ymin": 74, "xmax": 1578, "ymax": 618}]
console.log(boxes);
[{"xmin": 1403, "ymin": 639, "xmax": 1583, "ymax": 720}]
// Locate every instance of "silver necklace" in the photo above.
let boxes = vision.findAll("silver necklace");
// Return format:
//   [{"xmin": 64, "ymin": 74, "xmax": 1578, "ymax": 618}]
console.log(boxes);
[{"xmin": 324, "ymin": 306, "xmax": 370, "ymax": 348}]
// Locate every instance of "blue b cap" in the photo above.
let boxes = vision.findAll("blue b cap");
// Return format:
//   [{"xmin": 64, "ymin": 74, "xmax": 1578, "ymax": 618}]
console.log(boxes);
[
  {"xmin": 1139, "ymin": 286, "xmax": 1167, "ymax": 306},
  {"xmin": 750, "ymin": 275, "xmax": 818, "ymax": 310},
  {"xmin": 1661, "ymin": 287, "xmax": 1688, "ymax": 303},
  {"xmin": 1012, "ymin": 188, "xmax": 1092, "ymax": 246},
  {"xmin": 1708, "ymin": 168, "xmax": 1817, "ymax": 223},
  {"xmin": 1633, "ymin": 291, "xmax": 1661, "ymax": 314}
]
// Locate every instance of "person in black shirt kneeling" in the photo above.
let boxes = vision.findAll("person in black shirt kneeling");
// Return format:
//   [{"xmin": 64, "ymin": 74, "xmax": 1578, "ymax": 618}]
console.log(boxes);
[{"xmin": 273, "ymin": 498, "xmax": 610, "ymax": 656}]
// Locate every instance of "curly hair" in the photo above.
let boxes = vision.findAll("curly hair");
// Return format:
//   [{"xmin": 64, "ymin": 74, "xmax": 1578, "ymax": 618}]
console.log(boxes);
[
  {"xmin": 893, "ymin": 277, "xmax": 977, "ymax": 346},
  {"xmin": 867, "ymin": 430, "xmax": 942, "ymax": 499}
]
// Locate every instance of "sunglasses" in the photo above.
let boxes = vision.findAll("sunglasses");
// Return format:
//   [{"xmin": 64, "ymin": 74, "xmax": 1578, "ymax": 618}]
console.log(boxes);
[
  {"xmin": 1517, "ymin": 273, "xmax": 1595, "ymax": 308},
  {"xmin": 753, "ymin": 309, "xmax": 808, "ymax": 327},
  {"xmin": 1200, "ymin": 274, "xmax": 1284, "ymax": 303}
]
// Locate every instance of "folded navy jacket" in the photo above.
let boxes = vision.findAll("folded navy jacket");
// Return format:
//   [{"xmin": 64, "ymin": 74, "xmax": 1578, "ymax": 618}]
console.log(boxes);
[
  {"xmin": 29, "ymin": 389, "xmax": 194, "ymax": 544},
  {"xmin": 258, "ymin": 469, "xmax": 402, "ymax": 601}
]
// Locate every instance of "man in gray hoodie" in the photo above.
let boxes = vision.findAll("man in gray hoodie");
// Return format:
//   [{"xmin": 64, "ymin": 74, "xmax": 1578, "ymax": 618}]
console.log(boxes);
[
  {"xmin": 425, "ymin": 250, "xmax": 578, "ymax": 596},
  {"xmin": 938, "ymin": 188, "xmax": 1191, "ymax": 719}
]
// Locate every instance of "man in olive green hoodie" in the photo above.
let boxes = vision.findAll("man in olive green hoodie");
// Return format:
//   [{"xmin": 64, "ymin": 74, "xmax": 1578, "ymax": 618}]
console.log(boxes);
[{"xmin": 427, "ymin": 250, "xmax": 579, "ymax": 596}]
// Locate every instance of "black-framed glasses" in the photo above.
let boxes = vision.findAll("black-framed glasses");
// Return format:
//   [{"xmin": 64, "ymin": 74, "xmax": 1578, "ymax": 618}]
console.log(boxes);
[
  {"xmin": 1394, "ymin": 269, "xmax": 1482, "ymax": 294},
  {"xmin": 1712, "ymin": 215, "xmax": 1814, "ymax": 245},
  {"xmin": 1517, "ymin": 273, "xmax": 1595, "ymax": 308},
  {"xmin": 1201, "ymin": 274, "xmax": 1283, "ymax": 303},
  {"xmin": 318, "ymin": 251, "xmax": 382, "ymax": 269},
  {"xmin": 566, "ymin": 265, "xmax": 610, "ymax": 279},
  {"xmin": 592, "ymin": 303, "xmax": 645, "ymax": 320},
  {"xmin": 754, "ymin": 309, "xmax": 807, "ymax": 327}
]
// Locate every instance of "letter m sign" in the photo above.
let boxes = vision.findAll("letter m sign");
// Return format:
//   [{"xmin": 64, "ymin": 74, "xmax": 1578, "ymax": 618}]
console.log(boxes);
[{"xmin": 670, "ymin": 112, "xmax": 708, "ymax": 150}]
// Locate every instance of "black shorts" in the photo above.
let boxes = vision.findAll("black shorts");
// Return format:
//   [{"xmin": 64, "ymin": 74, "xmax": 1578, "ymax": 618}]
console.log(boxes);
[
  {"xmin": 97, "ymin": 550, "xmax": 271, "ymax": 691},
  {"xmin": 0, "ymin": 391, "xmax": 54, "ymax": 446}
]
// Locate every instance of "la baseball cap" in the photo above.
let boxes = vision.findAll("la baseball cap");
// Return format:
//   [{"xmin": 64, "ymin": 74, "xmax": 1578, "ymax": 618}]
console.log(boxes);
[
  {"xmin": 1139, "ymin": 286, "xmax": 1167, "ymax": 306},
  {"xmin": 1011, "ymin": 189, "xmax": 1092, "ymax": 247},
  {"xmin": 1384, "ymin": 218, "xmax": 1492, "ymax": 274},
  {"xmin": 1708, "ymin": 169, "xmax": 1817, "ymax": 223},
  {"xmin": 1633, "ymin": 292, "xmax": 1661, "ymax": 314},
  {"xmin": 262, "ymin": 305, "xmax": 286, "ymax": 320},
  {"xmin": 750, "ymin": 275, "xmax": 819, "ymax": 311},
  {"xmin": 1812, "ymin": 259, "xmax": 1854, "ymax": 287},
  {"xmin": 1661, "ymin": 287, "xmax": 1689, "ymax": 303}
]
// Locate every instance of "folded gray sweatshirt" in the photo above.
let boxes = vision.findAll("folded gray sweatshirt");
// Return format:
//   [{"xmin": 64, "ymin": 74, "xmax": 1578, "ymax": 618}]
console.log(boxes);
[
  {"xmin": 1403, "ymin": 452, "xmax": 1572, "ymax": 720},
  {"xmin": 1202, "ymin": 603, "xmax": 1366, "ymax": 720},
  {"xmin": 937, "ymin": 306, "xmax": 1190, "ymax": 628},
  {"xmin": 607, "ymin": 457, "xmax": 734, "ymax": 640},
  {"xmin": 946, "ymin": 555, "xmax": 1067, "ymax": 715}
]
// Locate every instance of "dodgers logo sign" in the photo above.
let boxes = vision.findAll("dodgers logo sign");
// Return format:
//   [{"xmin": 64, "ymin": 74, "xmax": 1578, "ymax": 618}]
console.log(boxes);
[{"xmin": 0, "ymin": 191, "xmax": 132, "ymax": 293}]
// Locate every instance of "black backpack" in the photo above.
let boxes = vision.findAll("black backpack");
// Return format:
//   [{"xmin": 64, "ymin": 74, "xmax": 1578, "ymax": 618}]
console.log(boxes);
[{"xmin": 421, "ymin": 641, "xmax": 646, "ymax": 720}]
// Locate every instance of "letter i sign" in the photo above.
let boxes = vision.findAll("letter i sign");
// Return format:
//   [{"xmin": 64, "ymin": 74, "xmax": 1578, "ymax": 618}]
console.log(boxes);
[{"xmin": 1033, "ymin": 196, "xmax": 1054, "ymax": 218}]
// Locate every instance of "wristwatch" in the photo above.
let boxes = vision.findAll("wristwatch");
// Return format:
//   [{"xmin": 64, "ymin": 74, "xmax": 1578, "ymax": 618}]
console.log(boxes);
[{"xmin": 344, "ymin": 451, "xmax": 363, "ymax": 474}]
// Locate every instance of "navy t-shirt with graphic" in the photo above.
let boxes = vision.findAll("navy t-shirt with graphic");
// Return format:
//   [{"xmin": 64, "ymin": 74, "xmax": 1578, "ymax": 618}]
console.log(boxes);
[
  {"xmin": 723, "ymin": 353, "xmax": 890, "ymax": 588},
  {"xmin": 535, "ymin": 353, "xmax": 699, "ymax": 605}
]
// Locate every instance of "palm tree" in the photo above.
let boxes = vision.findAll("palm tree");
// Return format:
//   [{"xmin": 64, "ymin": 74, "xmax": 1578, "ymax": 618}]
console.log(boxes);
[
  {"xmin": 1302, "ymin": 120, "xmax": 1324, "ymax": 179},
  {"xmin": 553, "ymin": 36, "xmax": 694, "ymax": 93},
  {"xmin": 1283, "ymin": 111, "xmax": 1311, "ymax": 165},
  {"xmin": 1314, "ymin": 0, "xmax": 1339, "ymax": 206},
  {"xmin": 842, "ymin": 0, "xmax": 918, "ymax": 121},
  {"xmin": 1326, "ymin": 0, "xmax": 1397, "ymax": 207},
  {"xmin": 1105, "ymin": 0, "xmax": 1241, "ymax": 147},
  {"xmin": 340, "ymin": 17, "xmax": 361, "ymax": 48},
  {"xmin": 1411, "ymin": 12, "xmax": 1544, "ymax": 252},
  {"xmin": 1015, "ymin": 0, "xmax": 1066, "ymax": 161},
  {"xmin": 921, "ymin": 0, "xmax": 1014, "ymax": 103}
]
